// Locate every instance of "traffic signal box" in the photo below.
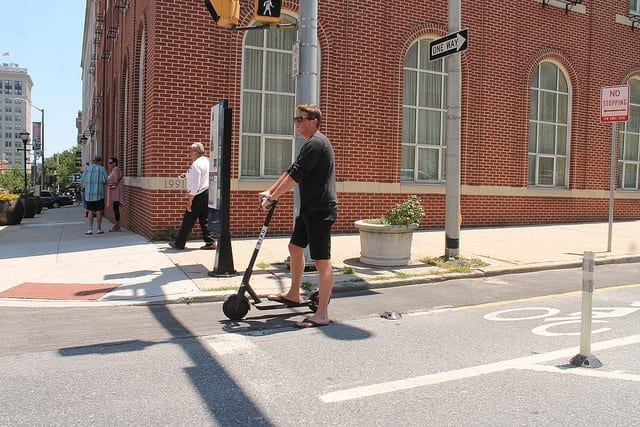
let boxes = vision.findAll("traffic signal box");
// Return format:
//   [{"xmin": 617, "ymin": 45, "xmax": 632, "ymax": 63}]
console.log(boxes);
[
  {"xmin": 254, "ymin": 0, "xmax": 281, "ymax": 24},
  {"xmin": 205, "ymin": 0, "xmax": 240, "ymax": 28}
]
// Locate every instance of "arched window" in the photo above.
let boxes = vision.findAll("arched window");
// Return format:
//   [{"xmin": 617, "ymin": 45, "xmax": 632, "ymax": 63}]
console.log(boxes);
[
  {"xmin": 136, "ymin": 29, "xmax": 146, "ymax": 177},
  {"xmin": 528, "ymin": 61, "xmax": 570, "ymax": 187},
  {"xmin": 619, "ymin": 78, "xmax": 640, "ymax": 190},
  {"xmin": 240, "ymin": 14, "xmax": 298, "ymax": 177},
  {"xmin": 402, "ymin": 38, "xmax": 447, "ymax": 182},
  {"xmin": 121, "ymin": 65, "xmax": 129, "ymax": 176}
]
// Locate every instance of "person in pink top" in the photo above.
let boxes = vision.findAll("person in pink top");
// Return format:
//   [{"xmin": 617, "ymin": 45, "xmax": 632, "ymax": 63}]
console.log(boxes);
[{"xmin": 107, "ymin": 156, "xmax": 125, "ymax": 232}]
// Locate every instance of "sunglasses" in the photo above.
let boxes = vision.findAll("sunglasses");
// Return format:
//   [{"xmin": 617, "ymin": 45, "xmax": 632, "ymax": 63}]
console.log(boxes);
[{"xmin": 293, "ymin": 116, "xmax": 312, "ymax": 123}]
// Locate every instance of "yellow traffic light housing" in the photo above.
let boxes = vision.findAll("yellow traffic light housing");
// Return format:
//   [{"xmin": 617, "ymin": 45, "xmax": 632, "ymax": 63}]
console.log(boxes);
[
  {"xmin": 253, "ymin": 0, "xmax": 281, "ymax": 24},
  {"xmin": 205, "ymin": 0, "xmax": 240, "ymax": 28}
]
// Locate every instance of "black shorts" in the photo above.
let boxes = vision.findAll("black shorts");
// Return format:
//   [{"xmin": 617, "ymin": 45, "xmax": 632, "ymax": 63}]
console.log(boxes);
[
  {"xmin": 86, "ymin": 199, "xmax": 105, "ymax": 212},
  {"xmin": 290, "ymin": 208, "xmax": 337, "ymax": 260}
]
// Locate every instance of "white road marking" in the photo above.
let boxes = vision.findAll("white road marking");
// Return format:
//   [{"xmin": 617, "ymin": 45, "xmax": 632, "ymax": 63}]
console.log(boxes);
[
  {"xmin": 484, "ymin": 307, "xmax": 560, "ymax": 321},
  {"xmin": 320, "ymin": 334, "xmax": 640, "ymax": 403},
  {"xmin": 531, "ymin": 319, "xmax": 611, "ymax": 336},
  {"xmin": 516, "ymin": 364, "xmax": 640, "ymax": 382},
  {"xmin": 204, "ymin": 334, "xmax": 257, "ymax": 355}
]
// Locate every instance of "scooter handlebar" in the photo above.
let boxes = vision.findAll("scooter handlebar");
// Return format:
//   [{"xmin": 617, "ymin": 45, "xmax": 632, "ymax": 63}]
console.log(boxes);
[{"xmin": 260, "ymin": 195, "xmax": 278, "ymax": 210}]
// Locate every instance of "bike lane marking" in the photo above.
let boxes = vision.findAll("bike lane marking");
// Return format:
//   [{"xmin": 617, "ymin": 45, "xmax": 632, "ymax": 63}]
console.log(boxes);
[
  {"xmin": 482, "ymin": 306, "xmax": 640, "ymax": 336},
  {"xmin": 450, "ymin": 283, "xmax": 640, "ymax": 312},
  {"xmin": 320, "ymin": 334, "xmax": 640, "ymax": 403},
  {"xmin": 515, "ymin": 363, "xmax": 640, "ymax": 381}
]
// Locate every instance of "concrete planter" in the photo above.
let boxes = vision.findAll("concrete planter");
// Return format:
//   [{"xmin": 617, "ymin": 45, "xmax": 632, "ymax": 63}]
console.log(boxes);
[
  {"xmin": 0, "ymin": 198, "xmax": 25, "ymax": 226},
  {"xmin": 21, "ymin": 197, "xmax": 37, "ymax": 219},
  {"xmin": 354, "ymin": 220, "xmax": 418, "ymax": 266}
]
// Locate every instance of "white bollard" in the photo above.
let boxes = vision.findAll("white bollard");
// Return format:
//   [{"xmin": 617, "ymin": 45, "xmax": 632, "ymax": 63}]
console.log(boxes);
[{"xmin": 569, "ymin": 251, "xmax": 602, "ymax": 368}]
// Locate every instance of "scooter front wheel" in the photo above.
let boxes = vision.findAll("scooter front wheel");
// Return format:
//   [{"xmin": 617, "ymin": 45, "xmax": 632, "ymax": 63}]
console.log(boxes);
[
  {"xmin": 223, "ymin": 294, "xmax": 251, "ymax": 320},
  {"xmin": 307, "ymin": 288, "xmax": 326, "ymax": 313}
]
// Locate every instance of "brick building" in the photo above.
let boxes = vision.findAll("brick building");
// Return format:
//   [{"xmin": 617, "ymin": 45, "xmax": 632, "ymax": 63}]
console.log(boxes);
[{"xmin": 80, "ymin": 0, "xmax": 640, "ymax": 238}]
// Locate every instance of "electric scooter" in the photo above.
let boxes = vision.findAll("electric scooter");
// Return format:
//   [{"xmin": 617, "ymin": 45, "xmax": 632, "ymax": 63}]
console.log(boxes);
[{"xmin": 222, "ymin": 198, "xmax": 320, "ymax": 320}]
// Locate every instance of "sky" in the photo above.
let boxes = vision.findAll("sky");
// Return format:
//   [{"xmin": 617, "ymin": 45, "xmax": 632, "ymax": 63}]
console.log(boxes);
[{"xmin": 1, "ymin": 1, "xmax": 86, "ymax": 157}]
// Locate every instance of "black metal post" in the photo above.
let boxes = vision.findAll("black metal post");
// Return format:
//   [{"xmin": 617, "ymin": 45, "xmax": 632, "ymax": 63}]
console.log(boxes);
[
  {"xmin": 19, "ymin": 132, "xmax": 30, "ymax": 196},
  {"xmin": 210, "ymin": 104, "xmax": 236, "ymax": 276},
  {"xmin": 22, "ymin": 147, "xmax": 27, "ymax": 195}
]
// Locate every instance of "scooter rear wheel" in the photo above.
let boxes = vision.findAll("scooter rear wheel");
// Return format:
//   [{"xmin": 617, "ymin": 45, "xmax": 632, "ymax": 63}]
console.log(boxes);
[
  {"xmin": 223, "ymin": 294, "xmax": 251, "ymax": 320},
  {"xmin": 308, "ymin": 289, "xmax": 321, "ymax": 313}
]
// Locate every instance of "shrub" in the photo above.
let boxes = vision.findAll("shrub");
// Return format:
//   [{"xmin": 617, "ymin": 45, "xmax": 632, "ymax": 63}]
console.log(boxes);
[{"xmin": 385, "ymin": 195, "xmax": 425, "ymax": 225}]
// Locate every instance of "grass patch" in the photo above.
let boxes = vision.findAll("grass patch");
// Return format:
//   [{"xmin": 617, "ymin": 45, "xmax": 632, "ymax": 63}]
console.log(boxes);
[
  {"xmin": 369, "ymin": 272, "xmax": 423, "ymax": 281},
  {"xmin": 149, "ymin": 226, "xmax": 184, "ymax": 241},
  {"xmin": 420, "ymin": 256, "xmax": 488, "ymax": 274},
  {"xmin": 257, "ymin": 261, "xmax": 271, "ymax": 269},
  {"xmin": 341, "ymin": 266, "xmax": 355, "ymax": 274},
  {"xmin": 203, "ymin": 285, "xmax": 240, "ymax": 292}
]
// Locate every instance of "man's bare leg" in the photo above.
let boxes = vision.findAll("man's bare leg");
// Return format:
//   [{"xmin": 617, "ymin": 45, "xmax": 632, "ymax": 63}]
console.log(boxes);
[
  {"xmin": 303, "ymin": 258, "xmax": 333, "ymax": 325},
  {"xmin": 268, "ymin": 243, "xmax": 304, "ymax": 303},
  {"xmin": 87, "ymin": 212, "xmax": 94, "ymax": 231},
  {"xmin": 96, "ymin": 210, "xmax": 103, "ymax": 231}
]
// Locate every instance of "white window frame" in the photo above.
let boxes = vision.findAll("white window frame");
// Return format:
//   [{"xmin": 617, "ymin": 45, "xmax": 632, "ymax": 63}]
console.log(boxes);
[
  {"xmin": 528, "ymin": 61, "xmax": 571, "ymax": 188},
  {"xmin": 401, "ymin": 38, "xmax": 447, "ymax": 183},
  {"xmin": 618, "ymin": 78, "xmax": 640, "ymax": 190},
  {"xmin": 239, "ymin": 14, "xmax": 299, "ymax": 179}
]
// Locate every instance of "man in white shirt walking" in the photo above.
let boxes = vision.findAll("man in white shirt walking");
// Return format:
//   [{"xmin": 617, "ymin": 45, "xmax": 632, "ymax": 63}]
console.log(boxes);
[{"xmin": 169, "ymin": 143, "xmax": 216, "ymax": 250}]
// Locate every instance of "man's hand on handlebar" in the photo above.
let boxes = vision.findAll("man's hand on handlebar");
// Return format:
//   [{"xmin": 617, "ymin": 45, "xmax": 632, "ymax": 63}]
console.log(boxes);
[{"xmin": 259, "ymin": 192, "xmax": 277, "ymax": 210}]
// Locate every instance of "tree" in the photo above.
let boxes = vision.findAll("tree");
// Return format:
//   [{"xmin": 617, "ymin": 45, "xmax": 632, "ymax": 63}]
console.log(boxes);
[
  {"xmin": 44, "ymin": 147, "xmax": 82, "ymax": 192},
  {"xmin": 0, "ymin": 164, "xmax": 29, "ymax": 194}
]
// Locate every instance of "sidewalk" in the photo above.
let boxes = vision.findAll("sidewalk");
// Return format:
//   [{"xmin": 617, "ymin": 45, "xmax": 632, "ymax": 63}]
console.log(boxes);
[{"xmin": 1, "ymin": 204, "xmax": 639, "ymax": 307}]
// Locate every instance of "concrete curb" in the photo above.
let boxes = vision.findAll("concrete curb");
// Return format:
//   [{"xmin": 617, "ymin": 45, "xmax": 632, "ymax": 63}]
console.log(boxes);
[{"xmin": 157, "ymin": 253, "xmax": 640, "ymax": 305}]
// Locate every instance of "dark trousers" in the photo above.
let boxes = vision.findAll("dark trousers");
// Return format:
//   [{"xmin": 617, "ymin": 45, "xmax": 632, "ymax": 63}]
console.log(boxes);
[
  {"xmin": 113, "ymin": 201, "xmax": 120, "ymax": 221},
  {"xmin": 175, "ymin": 190, "xmax": 214, "ymax": 248}
]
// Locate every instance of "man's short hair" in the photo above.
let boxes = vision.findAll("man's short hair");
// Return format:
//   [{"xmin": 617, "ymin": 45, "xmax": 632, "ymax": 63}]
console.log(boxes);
[
  {"xmin": 297, "ymin": 104, "xmax": 322, "ymax": 128},
  {"xmin": 191, "ymin": 142, "xmax": 205, "ymax": 154}
]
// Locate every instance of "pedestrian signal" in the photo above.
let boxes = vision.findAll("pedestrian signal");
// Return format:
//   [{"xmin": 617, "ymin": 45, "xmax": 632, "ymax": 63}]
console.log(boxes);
[
  {"xmin": 205, "ymin": 0, "xmax": 240, "ymax": 28},
  {"xmin": 254, "ymin": 0, "xmax": 281, "ymax": 24}
]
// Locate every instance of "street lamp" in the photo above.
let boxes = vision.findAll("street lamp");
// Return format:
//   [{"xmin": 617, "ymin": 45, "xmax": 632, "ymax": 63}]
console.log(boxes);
[
  {"xmin": 30, "ymin": 104, "xmax": 45, "ymax": 188},
  {"xmin": 32, "ymin": 139, "xmax": 41, "ymax": 187},
  {"xmin": 19, "ymin": 131, "xmax": 30, "ymax": 196}
]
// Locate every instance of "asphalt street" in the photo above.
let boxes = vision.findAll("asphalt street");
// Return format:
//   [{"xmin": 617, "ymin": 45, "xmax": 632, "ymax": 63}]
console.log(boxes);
[{"xmin": 1, "ymin": 265, "xmax": 639, "ymax": 425}]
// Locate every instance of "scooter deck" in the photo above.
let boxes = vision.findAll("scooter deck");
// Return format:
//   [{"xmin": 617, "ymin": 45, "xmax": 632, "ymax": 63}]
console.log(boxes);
[{"xmin": 253, "ymin": 299, "xmax": 314, "ymax": 310}]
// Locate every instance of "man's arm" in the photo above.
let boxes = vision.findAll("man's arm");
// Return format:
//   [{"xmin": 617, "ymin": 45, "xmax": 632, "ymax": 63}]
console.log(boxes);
[
  {"xmin": 269, "ymin": 174, "xmax": 297, "ymax": 200},
  {"xmin": 260, "ymin": 172, "xmax": 297, "ymax": 209},
  {"xmin": 262, "ymin": 171, "xmax": 288, "ymax": 196}
]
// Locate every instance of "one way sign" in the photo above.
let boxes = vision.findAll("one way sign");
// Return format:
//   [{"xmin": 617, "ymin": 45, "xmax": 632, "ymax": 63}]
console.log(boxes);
[{"xmin": 429, "ymin": 29, "xmax": 469, "ymax": 61}]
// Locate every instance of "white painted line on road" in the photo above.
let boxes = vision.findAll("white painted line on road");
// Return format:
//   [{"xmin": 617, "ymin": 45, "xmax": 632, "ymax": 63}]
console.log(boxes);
[
  {"xmin": 516, "ymin": 364, "xmax": 640, "ymax": 382},
  {"xmin": 451, "ymin": 283, "xmax": 640, "ymax": 312},
  {"xmin": 484, "ymin": 307, "xmax": 560, "ymax": 321},
  {"xmin": 320, "ymin": 334, "xmax": 640, "ymax": 403},
  {"xmin": 204, "ymin": 334, "xmax": 257, "ymax": 355},
  {"xmin": 531, "ymin": 319, "xmax": 611, "ymax": 336}
]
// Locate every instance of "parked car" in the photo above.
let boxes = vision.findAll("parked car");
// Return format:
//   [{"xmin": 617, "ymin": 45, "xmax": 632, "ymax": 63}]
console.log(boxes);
[{"xmin": 30, "ymin": 190, "xmax": 74, "ymax": 209}]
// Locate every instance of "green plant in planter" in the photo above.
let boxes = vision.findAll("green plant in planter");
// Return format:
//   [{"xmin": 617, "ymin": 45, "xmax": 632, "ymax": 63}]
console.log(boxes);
[
  {"xmin": 385, "ymin": 195, "xmax": 425, "ymax": 225},
  {"xmin": 363, "ymin": 195, "xmax": 425, "ymax": 225}
]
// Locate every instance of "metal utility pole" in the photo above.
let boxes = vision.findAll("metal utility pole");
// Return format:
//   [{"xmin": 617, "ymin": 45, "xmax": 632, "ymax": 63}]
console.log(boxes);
[
  {"xmin": 294, "ymin": 0, "xmax": 318, "ymax": 265},
  {"xmin": 444, "ymin": 0, "xmax": 462, "ymax": 258},
  {"xmin": 39, "ymin": 107, "xmax": 45, "ymax": 187}
]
